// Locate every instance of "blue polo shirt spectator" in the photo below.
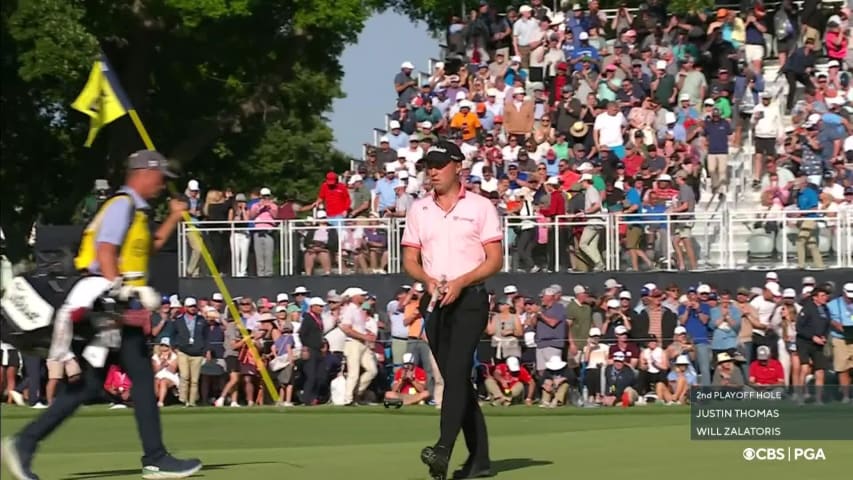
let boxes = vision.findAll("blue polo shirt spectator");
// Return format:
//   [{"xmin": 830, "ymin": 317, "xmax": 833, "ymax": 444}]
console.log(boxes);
[
  {"xmin": 571, "ymin": 42, "xmax": 600, "ymax": 72},
  {"xmin": 679, "ymin": 302, "xmax": 712, "ymax": 345},
  {"xmin": 373, "ymin": 169, "xmax": 398, "ymax": 214},
  {"xmin": 826, "ymin": 284, "xmax": 853, "ymax": 341},
  {"xmin": 709, "ymin": 301, "xmax": 742, "ymax": 352},
  {"xmin": 703, "ymin": 115, "xmax": 731, "ymax": 155},
  {"xmin": 796, "ymin": 183, "xmax": 820, "ymax": 218}
]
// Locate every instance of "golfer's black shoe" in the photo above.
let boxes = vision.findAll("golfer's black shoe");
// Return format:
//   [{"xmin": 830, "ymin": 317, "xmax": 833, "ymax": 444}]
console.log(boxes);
[
  {"xmin": 1, "ymin": 436, "xmax": 39, "ymax": 480},
  {"xmin": 420, "ymin": 445, "xmax": 450, "ymax": 480}
]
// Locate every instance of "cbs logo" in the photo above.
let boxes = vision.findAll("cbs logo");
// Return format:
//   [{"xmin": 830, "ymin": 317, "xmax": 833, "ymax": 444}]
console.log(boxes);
[{"xmin": 742, "ymin": 448, "xmax": 826, "ymax": 461}]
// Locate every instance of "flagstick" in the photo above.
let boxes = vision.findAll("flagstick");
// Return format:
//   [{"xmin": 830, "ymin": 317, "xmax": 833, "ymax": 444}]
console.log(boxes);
[{"xmin": 126, "ymin": 109, "xmax": 281, "ymax": 404}]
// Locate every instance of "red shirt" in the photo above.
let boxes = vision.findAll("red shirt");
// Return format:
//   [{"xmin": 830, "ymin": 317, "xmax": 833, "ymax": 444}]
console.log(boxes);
[
  {"xmin": 104, "ymin": 365, "xmax": 132, "ymax": 391},
  {"xmin": 539, "ymin": 190, "xmax": 566, "ymax": 218},
  {"xmin": 494, "ymin": 363, "xmax": 533, "ymax": 388},
  {"xmin": 318, "ymin": 182, "xmax": 351, "ymax": 217},
  {"xmin": 394, "ymin": 366, "xmax": 427, "ymax": 392},
  {"xmin": 749, "ymin": 360, "xmax": 784, "ymax": 385},
  {"xmin": 623, "ymin": 153, "xmax": 644, "ymax": 178},
  {"xmin": 609, "ymin": 342, "xmax": 641, "ymax": 362},
  {"xmin": 560, "ymin": 170, "xmax": 580, "ymax": 190}
]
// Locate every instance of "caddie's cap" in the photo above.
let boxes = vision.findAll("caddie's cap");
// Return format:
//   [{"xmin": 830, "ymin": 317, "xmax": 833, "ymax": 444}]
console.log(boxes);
[{"xmin": 127, "ymin": 150, "xmax": 177, "ymax": 178}]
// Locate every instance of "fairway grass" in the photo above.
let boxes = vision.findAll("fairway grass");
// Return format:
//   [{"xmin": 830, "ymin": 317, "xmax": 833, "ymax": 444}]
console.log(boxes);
[{"xmin": 1, "ymin": 405, "xmax": 849, "ymax": 480}]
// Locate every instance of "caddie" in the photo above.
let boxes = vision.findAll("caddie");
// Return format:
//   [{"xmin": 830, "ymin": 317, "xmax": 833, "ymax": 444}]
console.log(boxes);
[{"xmin": 2, "ymin": 150, "xmax": 202, "ymax": 480}]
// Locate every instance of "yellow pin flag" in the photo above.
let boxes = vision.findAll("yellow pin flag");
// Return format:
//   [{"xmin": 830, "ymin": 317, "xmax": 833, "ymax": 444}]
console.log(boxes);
[{"xmin": 71, "ymin": 54, "xmax": 132, "ymax": 147}]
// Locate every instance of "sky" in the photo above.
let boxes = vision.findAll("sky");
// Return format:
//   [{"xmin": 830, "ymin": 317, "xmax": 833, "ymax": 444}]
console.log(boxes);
[{"xmin": 328, "ymin": 10, "xmax": 439, "ymax": 159}]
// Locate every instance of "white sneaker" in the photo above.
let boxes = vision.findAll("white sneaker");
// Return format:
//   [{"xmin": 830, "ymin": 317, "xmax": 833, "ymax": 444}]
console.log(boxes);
[
  {"xmin": 31, "ymin": 403, "xmax": 47, "ymax": 410},
  {"xmin": 9, "ymin": 391, "xmax": 25, "ymax": 406},
  {"xmin": 109, "ymin": 404, "xmax": 127, "ymax": 410},
  {"xmin": 283, "ymin": 402, "xmax": 294, "ymax": 407},
  {"xmin": 157, "ymin": 402, "xmax": 164, "ymax": 408},
  {"xmin": 230, "ymin": 401, "xmax": 240, "ymax": 408},
  {"xmin": 214, "ymin": 397, "xmax": 224, "ymax": 407}
]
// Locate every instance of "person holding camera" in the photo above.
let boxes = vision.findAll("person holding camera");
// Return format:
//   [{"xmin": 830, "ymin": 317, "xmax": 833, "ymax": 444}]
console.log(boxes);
[{"xmin": 248, "ymin": 187, "xmax": 278, "ymax": 277}]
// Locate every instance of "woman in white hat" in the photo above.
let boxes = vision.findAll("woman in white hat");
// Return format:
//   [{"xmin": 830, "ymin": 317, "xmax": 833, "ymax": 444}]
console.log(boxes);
[
  {"xmin": 540, "ymin": 356, "xmax": 573, "ymax": 408},
  {"xmin": 663, "ymin": 354, "xmax": 697, "ymax": 404},
  {"xmin": 152, "ymin": 338, "xmax": 180, "ymax": 408}
]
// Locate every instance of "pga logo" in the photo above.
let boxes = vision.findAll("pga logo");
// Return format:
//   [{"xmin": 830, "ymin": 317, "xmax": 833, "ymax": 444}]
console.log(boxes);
[{"xmin": 742, "ymin": 447, "xmax": 826, "ymax": 461}]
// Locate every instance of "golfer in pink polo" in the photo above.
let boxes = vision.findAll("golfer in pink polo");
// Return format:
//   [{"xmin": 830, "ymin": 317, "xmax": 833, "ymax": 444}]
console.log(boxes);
[{"xmin": 401, "ymin": 140, "xmax": 503, "ymax": 480}]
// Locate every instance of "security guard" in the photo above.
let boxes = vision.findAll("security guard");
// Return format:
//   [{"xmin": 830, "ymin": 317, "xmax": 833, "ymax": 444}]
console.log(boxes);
[{"xmin": 1, "ymin": 150, "xmax": 202, "ymax": 480}]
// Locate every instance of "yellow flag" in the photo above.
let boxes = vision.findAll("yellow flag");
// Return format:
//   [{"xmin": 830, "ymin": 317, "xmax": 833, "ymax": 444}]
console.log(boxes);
[{"xmin": 71, "ymin": 55, "xmax": 132, "ymax": 147}]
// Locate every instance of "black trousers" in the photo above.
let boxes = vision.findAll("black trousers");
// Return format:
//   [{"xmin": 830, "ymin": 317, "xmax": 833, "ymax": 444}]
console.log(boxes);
[
  {"xmin": 515, "ymin": 228, "xmax": 536, "ymax": 271},
  {"xmin": 300, "ymin": 347, "xmax": 323, "ymax": 404},
  {"xmin": 785, "ymin": 72, "xmax": 814, "ymax": 112},
  {"xmin": 21, "ymin": 355, "xmax": 44, "ymax": 406},
  {"xmin": 17, "ymin": 327, "xmax": 167, "ymax": 465},
  {"xmin": 421, "ymin": 285, "xmax": 490, "ymax": 464}
]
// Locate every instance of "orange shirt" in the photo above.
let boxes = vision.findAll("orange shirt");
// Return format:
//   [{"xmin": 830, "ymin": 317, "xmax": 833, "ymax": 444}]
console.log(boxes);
[
  {"xmin": 450, "ymin": 112, "xmax": 482, "ymax": 141},
  {"xmin": 404, "ymin": 301, "xmax": 424, "ymax": 339}
]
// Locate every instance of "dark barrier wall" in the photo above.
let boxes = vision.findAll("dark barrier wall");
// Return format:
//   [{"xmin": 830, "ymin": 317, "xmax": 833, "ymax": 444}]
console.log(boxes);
[
  {"xmin": 34, "ymin": 225, "xmax": 179, "ymax": 295},
  {"xmin": 179, "ymin": 269, "xmax": 853, "ymax": 302}
]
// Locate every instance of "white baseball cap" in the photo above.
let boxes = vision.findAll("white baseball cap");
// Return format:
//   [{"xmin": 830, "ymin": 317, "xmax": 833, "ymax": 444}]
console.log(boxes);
[
  {"xmin": 765, "ymin": 282, "xmax": 782, "ymax": 297},
  {"xmin": 379, "ymin": 135, "xmax": 389, "ymax": 143},
  {"xmin": 614, "ymin": 325, "xmax": 628, "ymax": 335},
  {"xmin": 293, "ymin": 286, "xmax": 309, "ymax": 295},
  {"xmin": 259, "ymin": 187, "xmax": 272, "ymax": 196},
  {"xmin": 674, "ymin": 326, "xmax": 687, "ymax": 335},
  {"xmin": 619, "ymin": 291, "xmax": 632, "ymax": 300},
  {"xmin": 513, "ymin": 86, "xmax": 526, "ymax": 95},
  {"xmin": 389, "ymin": 120, "xmax": 401, "ymax": 130},
  {"xmin": 187, "ymin": 179, "xmax": 200, "ymax": 191},
  {"xmin": 184, "ymin": 297, "xmax": 197, "ymax": 307},
  {"xmin": 679, "ymin": 93, "xmax": 690, "ymax": 102},
  {"xmin": 401, "ymin": 61, "xmax": 414, "ymax": 69},
  {"xmin": 765, "ymin": 271, "xmax": 779, "ymax": 281},
  {"xmin": 402, "ymin": 352, "xmax": 415, "ymax": 364},
  {"xmin": 802, "ymin": 285, "xmax": 814, "ymax": 296},
  {"xmin": 782, "ymin": 288, "xmax": 797, "ymax": 299},
  {"xmin": 612, "ymin": 351, "xmax": 626, "ymax": 362},
  {"xmin": 504, "ymin": 285, "xmax": 518, "ymax": 294},
  {"xmin": 579, "ymin": 31, "xmax": 589, "ymax": 40},
  {"xmin": 589, "ymin": 327, "xmax": 602, "ymax": 337},
  {"xmin": 675, "ymin": 354, "xmax": 691, "ymax": 365},
  {"xmin": 211, "ymin": 292, "xmax": 223, "ymax": 301},
  {"xmin": 577, "ymin": 162, "xmax": 594, "ymax": 172},
  {"xmin": 665, "ymin": 111, "xmax": 676, "ymax": 124},
  {"xmin": 160, "ymin": 337, "xmax": 171, "ymax": 346},
  {"xmin": 606, "ymin": 298, "xmax": 620, "ymax": 309},
  {"xmin": 546, "ymin": 176, "xmax": 560, "ymax": 185},
  {"xmin": 656, "ymin": 60, "xmax": 667, "ymax": 70},
  {"xmin": 342, "ymin": 287, "xmax": 368, "ymax": 298},
  {"xmin": 385, "ymin": 163, "xmax": 397, "ymax": 173},
  {"xmin": 348, "ymin": 174, "xmax": 363, "ymax": 185},
  {"xmin": 657, "ymin": 173, "xmax": 673, "ymax": 182},
  {"xmin": 580, "ymin": 173, "xmax": 593, "ymax": 182},
  {"xmin": 696, "ymin": 284, "xmax": 711, "ymax": 294},
  {"xmin": 843, "ymin": 283, "xmax": 853, "ymax": 298},
  {"xmin": 308, "ymin": 297, "xmax": 326, "ymax": 307},
  {"xmin": 276, "ymin": 293, "xmax": 289, "ymax": 302},
  {"xmin": 604, "ymin": 278, "xmax": 621, "ymax": 289},
  {"xmin": 506, "ymin": 356, "xmax": 521, "ymax": 372}
]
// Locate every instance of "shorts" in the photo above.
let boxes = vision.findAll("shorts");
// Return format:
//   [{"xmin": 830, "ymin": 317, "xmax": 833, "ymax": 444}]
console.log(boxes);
[
  {"xmin": 776, "ymin": 37, "xmax": 796, "ymax": 55},
  {"xmin": 754, "ymin": 137, "xmax": 776, "ymax": 156},
  {"xmin": 744, "ymin": 44, "xmax": 764, "ymax": 64},
  {"xmin": 276, "ymin": 364, "xmax": 294, "ymax": 386},
  {"xmin": 674, "ymin": 226, "xmax": 693, "ymax": 239},
  {"xmin": 225, "ymin": 356, "xmax": 240, "ymax": 373},
  {"xmin": 47, "ymin": 358, "xmax": 81, "ymax": 380},
  {"xmin": 1, "ymin": 348, "xmax": 21, "ymax": 368},
  {"xmin": 625, "ymin": 226, "xmax": 643, "ymax": 249},
  {"xmin": 796, "ymin": 339, "xmax": 828, "ymax": 371},
  {"xmin": 646, "ymin": 371, "xmax": 666, "ymax": 387},
  {"xmin": 831, "ymin": 337, "xmax": 853, "ymax": 372},
  {"xmin": 536, "ymin": 347, "xmax": 562, "ymax": 372}
]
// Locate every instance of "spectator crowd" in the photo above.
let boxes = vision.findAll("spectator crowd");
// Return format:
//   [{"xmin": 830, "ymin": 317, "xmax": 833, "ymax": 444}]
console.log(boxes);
[
  {"xmin": 130, "ymin": 0, "xmax": 853, "ymax": 278},
  {"xmin": 3, "ymin": 274, "xmax": 852, "ymax": 409}
]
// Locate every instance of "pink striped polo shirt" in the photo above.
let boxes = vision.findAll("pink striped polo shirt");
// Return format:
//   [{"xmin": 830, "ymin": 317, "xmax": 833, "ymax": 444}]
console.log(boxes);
[{"xmin": 401, "ymin": 188, "xmax": 502, "ymax": 281}]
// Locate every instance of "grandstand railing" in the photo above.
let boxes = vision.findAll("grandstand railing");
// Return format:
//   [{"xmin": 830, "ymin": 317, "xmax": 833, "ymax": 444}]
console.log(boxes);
[
  {"xmin": 726, "ymin": 208, "xmax": 848, "ymax": 270},
  {"xmin": 178, "ymin": 206, "xmax": 852, "ymax": 277}
]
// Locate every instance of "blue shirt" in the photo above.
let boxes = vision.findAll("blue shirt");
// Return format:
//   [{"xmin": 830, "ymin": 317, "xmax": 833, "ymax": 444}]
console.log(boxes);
[
  {"xmin": 89, "ymin": 187, "xmax": 148, "ymax": 275},
  {"xmin": 503, "ymin": 171, "xmax": 529, "ymax": 190},
  {"xmin": 678, "ymin": 303, "xmax": 712, "ymax": 344},
  {"xmin": 796, "ymin": 185, "xmax": 820, "ymax": 217},
  {"xmin": 388, "ymin": 132, "xmax": 409, "ymax": 151},
  {"xmin": 625, "ymin": 188, "xmax": 643, "ymax": 224},
  {"xmin": 703, "ymin": 119, "xmax": 731, "ymax": 154},
  {"xmin": 374, "ymin": 177, "xmax": 398, "ymax": 212},
  {"xmin": 709, "ymin": 305, "xmax": 741, "ymax": 351},
  {"xmin": 571, "ymin": 46, "xmax": 600, "ymax": 71},
  {"xmin": 826, "ymin": 297, "xmax": 853, "ymax": 339}
]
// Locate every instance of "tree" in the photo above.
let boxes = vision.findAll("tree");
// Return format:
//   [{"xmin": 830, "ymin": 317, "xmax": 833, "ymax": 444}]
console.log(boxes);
[{"xmin": 1, "ymin": 0, "xmax": 375, "ymax": 252}]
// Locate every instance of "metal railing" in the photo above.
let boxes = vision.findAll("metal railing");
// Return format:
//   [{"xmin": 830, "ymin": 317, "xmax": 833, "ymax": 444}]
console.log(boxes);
[
  {"xmin": 727, "ymin": 208, "xmax": 847, "ymax": 270},
  {"xmin": 176, "ymin": 205, "xmax": 853, "ymax": 277}
]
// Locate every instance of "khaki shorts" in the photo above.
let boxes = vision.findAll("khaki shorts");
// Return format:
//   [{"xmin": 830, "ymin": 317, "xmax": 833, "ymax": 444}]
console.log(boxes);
[
  {"xmin": 47, "ymin": 358, "xmax": 81, "ymax": 380},
  {"xmin": 675, "ymin": 226, "xmax": 693, "ymax": 239},
  {"xmin": 625, "ymin": 226, "xmax": 643, "ymax": 249},
  {"xmin": 831, "ymin": 337, "xmax": 853, "ymax": 373}
]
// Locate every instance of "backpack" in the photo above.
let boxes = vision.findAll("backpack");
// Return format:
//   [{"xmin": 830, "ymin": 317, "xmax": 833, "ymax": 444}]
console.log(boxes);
[{"xmin": 774, "ymin": 10, "xmax": 793, "ymax": 40}]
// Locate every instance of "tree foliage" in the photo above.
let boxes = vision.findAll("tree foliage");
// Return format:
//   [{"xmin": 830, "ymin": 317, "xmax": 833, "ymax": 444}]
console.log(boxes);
[{"xmin": 1, "ymin": 0, "xmax": 374, "ymax": 254}]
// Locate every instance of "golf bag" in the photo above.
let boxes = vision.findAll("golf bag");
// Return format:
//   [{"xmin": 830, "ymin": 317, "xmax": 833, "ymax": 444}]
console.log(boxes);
[{"xmin": 0, "ymin": 270, "xmax": 127, "ymax": 365}]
